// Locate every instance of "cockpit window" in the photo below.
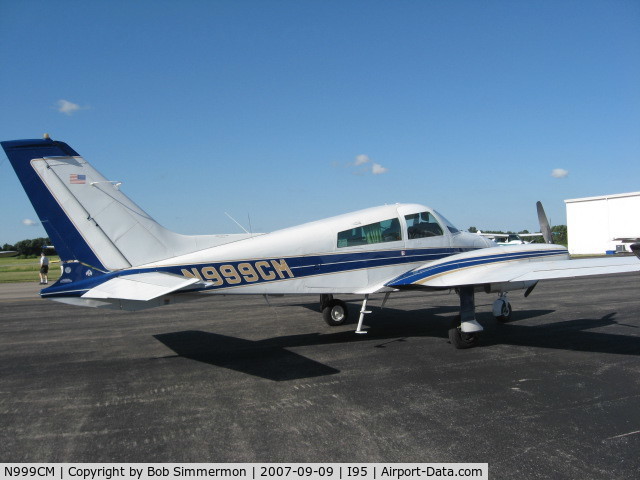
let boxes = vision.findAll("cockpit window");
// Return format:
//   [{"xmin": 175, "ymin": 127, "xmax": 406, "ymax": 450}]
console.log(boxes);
[
  {"xmin": 405, "ymin": 212, "xmax": 444, "ymax": 239},
  {"xmin": 434, "ymin": 210, "xmax": 460, "ymax": 234},
  {"xmin": 337, "ymin": 218, "xmax": 401, "ymax": 248}
]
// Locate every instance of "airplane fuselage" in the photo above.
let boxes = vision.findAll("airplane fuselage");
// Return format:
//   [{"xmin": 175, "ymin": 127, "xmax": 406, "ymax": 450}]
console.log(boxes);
[{"xmin": 42, "ymin": 203, "xmax": 496, "ymax": 303}]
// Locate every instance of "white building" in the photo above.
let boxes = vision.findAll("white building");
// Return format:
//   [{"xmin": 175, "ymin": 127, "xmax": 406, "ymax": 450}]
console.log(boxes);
[{"xmin": 565, "ymin": 192, "xmax": 640, "ymax": 255}]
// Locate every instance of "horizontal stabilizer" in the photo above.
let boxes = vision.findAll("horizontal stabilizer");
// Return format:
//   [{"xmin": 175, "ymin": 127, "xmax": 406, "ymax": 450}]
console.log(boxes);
[{"xmin": 81, "ymin": 272, "xmax": 202, "ymax": 301}]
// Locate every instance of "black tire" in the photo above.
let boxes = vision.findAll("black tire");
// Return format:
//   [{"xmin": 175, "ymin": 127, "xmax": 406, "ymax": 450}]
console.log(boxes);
[
  {"xmin": 448, "ymin": 315, "xmax": 479, "ymax": 349},
  {"xmin": 319, "ymin": 294, "xmax": 334, "ymax": 311},
  {"xmin": 495, "ymin": 300, "xmax": 512, "ymax": 323},
  {"xmin": 322, "ymin": 299, "xmax": 349, "ymax": 326}
]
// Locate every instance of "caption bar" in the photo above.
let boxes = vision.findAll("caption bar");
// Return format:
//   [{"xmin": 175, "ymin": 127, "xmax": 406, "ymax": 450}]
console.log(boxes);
[{"xmin": 1, "ymin": 464, "xmax": 488, "ymax": 480}]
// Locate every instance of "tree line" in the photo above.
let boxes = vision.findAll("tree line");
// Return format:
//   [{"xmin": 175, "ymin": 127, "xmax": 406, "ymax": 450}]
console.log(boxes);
[{"xmin": 2, "ymin": 238, "xmax": 55, "ymax": 258}]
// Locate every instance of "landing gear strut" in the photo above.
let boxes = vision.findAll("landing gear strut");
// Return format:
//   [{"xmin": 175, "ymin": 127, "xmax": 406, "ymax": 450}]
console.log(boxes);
[{"xmin": 448, "ymin": 286, "xmax": 483, "ymax": 349}]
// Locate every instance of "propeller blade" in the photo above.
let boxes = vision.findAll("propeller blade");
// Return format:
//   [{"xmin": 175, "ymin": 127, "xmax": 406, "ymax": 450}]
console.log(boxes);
[{"xmin": 536, "ymin": 201, "xmax": 553, "ymax": 244}]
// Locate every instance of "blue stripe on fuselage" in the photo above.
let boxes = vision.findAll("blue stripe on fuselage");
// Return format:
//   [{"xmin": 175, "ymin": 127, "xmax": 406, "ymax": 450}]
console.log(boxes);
[{"xmin": 41, "ymin": 247, "xmax": 475, "ymax": 297}]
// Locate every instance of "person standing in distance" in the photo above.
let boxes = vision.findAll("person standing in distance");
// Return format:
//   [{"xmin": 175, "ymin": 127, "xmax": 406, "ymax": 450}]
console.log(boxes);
[{"xmin": 39, "ymin": 251, "xmax": 49, "ymax": 285}]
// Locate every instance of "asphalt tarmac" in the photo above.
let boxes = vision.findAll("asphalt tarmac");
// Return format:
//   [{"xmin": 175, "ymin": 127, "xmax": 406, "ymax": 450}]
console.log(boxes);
[{"xmin": 0, "ymin": 273, "xmax": 639, "ymax": 479}]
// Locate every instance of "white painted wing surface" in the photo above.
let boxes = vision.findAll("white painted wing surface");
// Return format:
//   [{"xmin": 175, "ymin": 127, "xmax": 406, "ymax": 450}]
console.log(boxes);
[
  {"xmin": 420, "ymin": 256, "xmax": 640, "ymax": 288},
  {"xmin": 385, "ymin": 244, "xmax": 640, "ymax": 289},
  {"xmin": 82, "ymin": 272, "xmax": 202, "ymax": 301}
]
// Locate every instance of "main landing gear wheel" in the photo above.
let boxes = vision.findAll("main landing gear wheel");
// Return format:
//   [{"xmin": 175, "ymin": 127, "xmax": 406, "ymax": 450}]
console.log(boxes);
[
  {"xmin": 448, "ymin": 315, "xmax": 479, "ymax": 349},
  {"xmin": 493, "ymin": 298, "xmax": 512, "ymax": 323},
  {"xmin": 322, "ymin": 299, "xmax": 349, "ymax": 326}
]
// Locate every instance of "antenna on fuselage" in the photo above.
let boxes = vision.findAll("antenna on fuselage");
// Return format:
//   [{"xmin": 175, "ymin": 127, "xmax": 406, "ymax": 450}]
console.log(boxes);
[{"xmin": 224, "ymin": 212, "xmax": 250, "ymax": 234}]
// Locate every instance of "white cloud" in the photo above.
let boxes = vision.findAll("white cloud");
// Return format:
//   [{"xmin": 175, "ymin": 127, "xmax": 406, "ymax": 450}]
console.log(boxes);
[
  {"xmin": 22, "ymin": 218, "xmax": 38, "ymax": 226},
  {"xmin": 371, "ymin": 163, "xmax": 388, "ymax": 175},
  {"xmin": 354, "ymin": 154, "xmax": 371, "ymax": 166},
  {"xmin": 339, "ymin": 154, "xmax": 389, "ymax": 175},
  {"xmin": 551, "ymin": 168, "xmax": 569, "ymax": 178},
  {"xmin": 56, "ymin": 99, "xmax": 83, "ymax": 115}
]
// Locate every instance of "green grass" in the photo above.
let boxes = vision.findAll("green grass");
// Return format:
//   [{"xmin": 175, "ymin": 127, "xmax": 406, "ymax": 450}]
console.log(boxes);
[{"xmin": 0, "ymin": 256, "xmax": 61, "ymax": 283}]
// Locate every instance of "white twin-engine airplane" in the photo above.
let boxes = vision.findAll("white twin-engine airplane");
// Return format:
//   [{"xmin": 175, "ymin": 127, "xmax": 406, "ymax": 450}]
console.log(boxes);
[{"xmin": 3, "ymin": 138, "xmax": 640, "ymax": 349}]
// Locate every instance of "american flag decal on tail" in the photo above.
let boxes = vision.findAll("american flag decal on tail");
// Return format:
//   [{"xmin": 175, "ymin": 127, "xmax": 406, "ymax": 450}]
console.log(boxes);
[{"xmin": 70, "ymin": 174, "xmax": 86, "ymax": 184}]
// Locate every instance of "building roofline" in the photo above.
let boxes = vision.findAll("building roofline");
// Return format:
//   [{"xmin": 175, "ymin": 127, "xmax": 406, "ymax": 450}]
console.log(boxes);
[{"xmin": 564, "ymin": 191, "xmax": 640, "ymax": 204}]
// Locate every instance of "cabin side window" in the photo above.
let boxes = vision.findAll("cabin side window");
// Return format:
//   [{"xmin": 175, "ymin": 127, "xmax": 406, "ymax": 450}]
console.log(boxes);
[
  {"xmin": 337, "ymin": 218, "xmax": 401, "ymax": 248},
  {"xmin": 405, "ymin": 212, "xmax": 444, "ymax": 239}
]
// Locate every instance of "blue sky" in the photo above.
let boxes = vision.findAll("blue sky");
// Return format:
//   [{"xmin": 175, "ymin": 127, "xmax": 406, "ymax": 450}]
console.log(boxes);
[{"xmin": 1, "ymin": 0, "xmax": 639, "ymax": 245}]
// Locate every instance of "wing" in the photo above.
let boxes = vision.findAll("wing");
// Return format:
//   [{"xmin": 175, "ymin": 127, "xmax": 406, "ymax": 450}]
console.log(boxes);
[
  {"xmin": 517, "ymin": 233, "xmax": 543, "ymax": 238},
  {"xmin": 384, "ymin": 244, "xmax": 640, "ymax": 289}
]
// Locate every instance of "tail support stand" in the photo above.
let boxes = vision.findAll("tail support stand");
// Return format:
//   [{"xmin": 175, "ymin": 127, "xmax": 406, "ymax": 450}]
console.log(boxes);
[{"xmin": 355, "ymin": 294, "xmax": 371, "ymax": 334}]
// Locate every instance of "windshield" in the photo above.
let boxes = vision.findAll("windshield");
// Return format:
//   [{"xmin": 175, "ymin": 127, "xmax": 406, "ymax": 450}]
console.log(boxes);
[
  {"xmin": 433, "ymin": 210, "xmax": 460, "ymax": 234},
  {"xmin": 404, "ymin": 212, "xmax": 444, "ymax": 238}
]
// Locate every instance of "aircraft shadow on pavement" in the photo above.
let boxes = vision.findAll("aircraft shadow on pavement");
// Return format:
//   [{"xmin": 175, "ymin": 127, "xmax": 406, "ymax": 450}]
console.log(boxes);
[
  {"xmin": 154, "ymin": 330, "xmax": 341, "ymax": 381},
  {"xmin": 292, "ymin": 301, "xmax": 460, "ymax": 318},
  {"xmin": 154, "ymin": 304, "xmax": 639, "ymax": 380},
  {"xmin": 358, "ymin": 306, "xmax": 640, "ymax": 357},
  {"xmin": 483, "ymin": 312, "xmax": 640, "ymax": 355}
]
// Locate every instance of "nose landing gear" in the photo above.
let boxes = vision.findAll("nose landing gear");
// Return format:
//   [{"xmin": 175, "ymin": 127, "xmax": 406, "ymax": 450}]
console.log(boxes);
[{"xmin": 493, "ymin": 294, "xmax": 512, "ymax": 323}]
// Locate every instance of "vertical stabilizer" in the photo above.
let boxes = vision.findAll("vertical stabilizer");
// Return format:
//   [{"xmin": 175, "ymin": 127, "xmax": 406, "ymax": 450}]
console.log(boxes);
[
  {"xmin": 2, "ymin": 139, "xmax": 118, "ymax": 270},
  {"xmin": 2, "ymin": 138, "xmax": 253, "ymax": 270}
]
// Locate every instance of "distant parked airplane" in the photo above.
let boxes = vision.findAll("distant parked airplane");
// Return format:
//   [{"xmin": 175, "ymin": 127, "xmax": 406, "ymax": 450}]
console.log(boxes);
[{"xmin": 476, "ymin": 231, "xmax": 544, "ymax": 245}]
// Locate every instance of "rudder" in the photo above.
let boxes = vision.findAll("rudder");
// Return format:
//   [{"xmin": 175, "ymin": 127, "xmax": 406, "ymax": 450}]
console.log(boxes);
[
  {"xmin": 2, "ymin": 137, "xmax": 252, "ymax": 272},
  {"xmin": 2, "ymin": 138, "xmax": 115, "ymax": 270}
]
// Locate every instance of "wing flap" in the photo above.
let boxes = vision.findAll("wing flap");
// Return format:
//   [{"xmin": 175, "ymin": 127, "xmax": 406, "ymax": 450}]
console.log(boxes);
[{"xmin": 82, "ymin": 272, "xmax": 202, "ymax": 301}]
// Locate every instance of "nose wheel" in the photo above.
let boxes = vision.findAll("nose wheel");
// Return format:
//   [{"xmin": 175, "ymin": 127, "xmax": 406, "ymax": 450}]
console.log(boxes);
[{"xmin": 493, "ymin": 296, "xmax": 512, "ymax": 323}]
